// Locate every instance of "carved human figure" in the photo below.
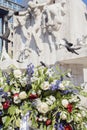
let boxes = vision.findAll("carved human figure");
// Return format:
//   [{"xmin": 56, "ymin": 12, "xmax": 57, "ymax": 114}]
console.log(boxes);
[
  {"xmin": 27, "ymin": 0, "xmax": 54, "ymax": 54},
  {"xmin": 14, "ymin": 0, "xmax": 49, "ymax": 58},
  {"xmin": 42, "ymin": 0, "xmax": 66, "ymax": 29},
  {"xmin": 41, "ymin": 0, "xmax": 66, "ymax": 50},
  {"xmin": 14, "ymin": 15, "xmax": 32, "ymax": 62}
]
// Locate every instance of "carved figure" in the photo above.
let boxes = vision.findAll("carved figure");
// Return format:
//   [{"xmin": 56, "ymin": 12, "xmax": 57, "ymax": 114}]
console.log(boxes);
[
  {"xmin": 42, "ymin": 0, "xmax": 66, "ymax": 29},
  {"xmin": 41, "ymin": 0, "xmax": 66, "ymax": 50},
  {"xmin": 14, "ymin": 0, "xmax": 48, "ymax": 59},
  {"xmin": 77, "ymin": 35, "xmax": 87, "ymax": 46},
  {"xmin": 0, "ymin": 11, "xmax": 14, "ymax": 42},
  {"xmin": 13, "ymin": 0, "xmax": 67, "ymax": 62},
  {"xmin": 14, "ymin": 16, "xmax": 32, "ymax": 62}
]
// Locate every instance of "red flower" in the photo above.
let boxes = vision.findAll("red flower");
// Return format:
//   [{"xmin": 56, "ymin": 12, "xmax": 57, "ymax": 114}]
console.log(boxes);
[
  {"xmin": 64, "ymin": 125, "xmax": 73, "ymax": 130},
  {"xmin": 29, "ymin": 94, "xmax": 38, "ymax": 99},
  {"xmin": 3, "ymin": 101, "xmax": 10, "ymax": 110},
  {"xmin": 67, "ymin": 104, "xmax": 73, "ymax": 113},
  {"xmin": 46, "ymin": 119, "xmax": 52, "ymax": 126}
]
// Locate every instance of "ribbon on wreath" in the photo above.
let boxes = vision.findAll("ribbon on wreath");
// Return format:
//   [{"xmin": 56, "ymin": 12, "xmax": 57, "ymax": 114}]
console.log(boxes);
[{"xmin": 20, "ymin": 111, "xmax": 30, "ymax": 130}]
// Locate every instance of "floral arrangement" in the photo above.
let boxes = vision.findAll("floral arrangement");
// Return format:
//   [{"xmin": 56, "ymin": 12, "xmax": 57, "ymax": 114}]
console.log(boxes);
[{"xmin": 0, "ymin": 63, "xmax": 87, "ymax": 130}]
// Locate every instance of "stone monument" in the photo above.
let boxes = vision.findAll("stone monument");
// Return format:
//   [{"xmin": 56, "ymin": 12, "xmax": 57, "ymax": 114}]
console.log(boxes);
[
  {"xmin": 0, "ymin": 0, "xmax": 87, "ymax": 71},
  {"xmin": 12, "ymin": 0, "xmax": 66, "ymax": 67}
]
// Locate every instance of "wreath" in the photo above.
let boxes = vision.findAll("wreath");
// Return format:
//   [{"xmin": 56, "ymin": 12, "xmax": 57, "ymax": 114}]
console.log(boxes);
[{"xmin": 0, "ymin": 63, "xmax": 87, "ymax": 130}]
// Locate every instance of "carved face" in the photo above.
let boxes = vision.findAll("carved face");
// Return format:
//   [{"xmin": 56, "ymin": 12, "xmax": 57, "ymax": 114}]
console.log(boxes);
[
  {"xmin": 61, "ymin": 0, "xmax": 66, "ymax": 6},
  {"xmin": 28, "ymin": 1, "xmax": 36, "ymax": 8}
]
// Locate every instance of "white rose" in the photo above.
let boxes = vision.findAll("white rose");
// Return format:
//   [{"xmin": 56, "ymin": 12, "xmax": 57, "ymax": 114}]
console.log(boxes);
[
  {"xmin": 77, "ymin": 113, "xmax": 82, "ymax": 118},
  {"xmin": 2, "ymin": 98, "xmax": 5, "ymax": 102},
  {"xmin": 14, "ymin": 70, "xmax": 22, "ymax": 78},
  {"xmin": 42, "ymin": 117, "xmax": 47, "ymax": 121},
  {"xmin": 46, "ymin": 96, "xmax": 56, "ymax": 105},
  {"xmin": 37, "ymin": 102, "xmax": 49, "ymax": 114},
  {"xmin": 59, "ymin": 83, "xmax": 65, "ymax": 90},
  {"xmin": 52, "ymin": 128, "xmax": 56, "ymax": 130},
  {"xmin": 62, "ymin": 99, "xmax": 69, "ymax": 108},
  {"xmin": 19, "ymin": 91, "xmax": 27, "ymax": 100},
  {"xmin": 19, "ymin": 77, "xmax": 27, "ymax": 86},
  {"xmin": 49, "ymin": 95, "xmax": 56, "ymax": 102},
  {"xmin": 14, "ymin": 96, "xmax": 21, "ymax": 104},
  {"xmin": 7, "ymin": 92, "xmax": 11, "ymax": 97},
  {"xmin": 60, "ymin": 111, "xmax": 67, "ymax": 120},
  {"xmin": 37, "ymin": 90, "xmax": 41, "ymax": 95},
  {"xmin": 46, "ymin": 99, "xmax": 53, "ymax": 105},
  {"xmin": 41, "ymin": 81, "xmax": 50, "ymax": 90}
]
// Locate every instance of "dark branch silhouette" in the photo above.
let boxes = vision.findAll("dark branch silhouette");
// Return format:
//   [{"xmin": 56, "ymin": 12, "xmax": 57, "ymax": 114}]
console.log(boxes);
[
  {"xmin": 40, "ymin": 61, "xmax": 47, "ymax": 67},
  {"xmin": 0, "ymin": 27, "xmax": 11, "ymax": 42}
]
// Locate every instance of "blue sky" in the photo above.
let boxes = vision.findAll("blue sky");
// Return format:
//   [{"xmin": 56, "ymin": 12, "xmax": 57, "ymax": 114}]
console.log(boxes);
[
  {"xmin": 15, "ymin": 0, "xmax": 22, "ymax": 4},
  {"xmin": 17, "ymin": 0, "xmax": 22, "ymax": 3},
  {"xmin": 17, "ymin": 0, "xmax": 87, "ymax": 5},
  {"xmin": 82, "ymin": 0, "xmax": 87, "ymax": 4}
]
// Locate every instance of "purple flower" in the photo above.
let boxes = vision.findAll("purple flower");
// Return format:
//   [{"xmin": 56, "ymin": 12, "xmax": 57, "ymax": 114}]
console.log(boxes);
[
  {"xmin": 0, "ymin": 88, "xmax": 8, "ymax": 97},
  {"xmin": 63, "ymin": 89, "xmax": 79, "ymax": 95},
  {"xmin": 0, "ymin": 88, "xmax": 3, "ymax": 92},
  {"xmin": 58, "ymin": 123, "xmax": 64, "ymax": 130},
  {"xmin": 51, "ymin": 80, "xmax": 61, "ymax": 91},
  {"xmin": 56, "ymin": 112, "xmax": 60, "ymax": 122},
  {"xmin": 6, "ymin": 76, "xmax": 10, "ymax": 85},
  {"xmin": 26, "ymin": 63, "xmax": 34, "ymax": 77},
  {"xmin": 51, "ymin": 84, "xmax": 58, "ymax": 91},
  {"xmin": 54, "ymin": 123, "xmax": 64, "ymax": 130},
  {"xmin": 0, "ymin": 111, "xmax": 3, "ymax": 116},
  {"xmin": 2, "ymin": 92, "xmax": 8, "ymax": 97},
  {"xmin": 0, "ymin": 88, "xmax": 4, "ymax": 96},
  {"xmin": 0, "ymin": 125, "xmax": 3, "ymax": 129}
]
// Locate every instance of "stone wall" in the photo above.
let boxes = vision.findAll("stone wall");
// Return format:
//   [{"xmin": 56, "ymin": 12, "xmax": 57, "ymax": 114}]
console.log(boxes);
[{"xmin": 59, "ymin": 63, "xmax": 84, "ymax": 85}]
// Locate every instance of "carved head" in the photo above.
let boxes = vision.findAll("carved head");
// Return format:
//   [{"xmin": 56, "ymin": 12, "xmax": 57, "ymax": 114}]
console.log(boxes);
[
  {"xmin": 57, "ymin": 0, "xmax": 66, "ymax": 6},
  {"xmin": 61, "ymin": 0, "xmax": 66, "ymax": 6},
  {"xmin": 28, "ymin": 1, "xmax": 36, "ymax": 8}
]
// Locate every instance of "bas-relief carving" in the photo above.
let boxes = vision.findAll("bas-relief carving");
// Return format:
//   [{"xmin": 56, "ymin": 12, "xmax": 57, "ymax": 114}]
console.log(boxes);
[
  {"xmin": 13, "ymin": 0, "xmax": 66, "ymax": 63},
  {"xmin": 76, "ymin": 35, "xmax": 87, "ymax": 46}
]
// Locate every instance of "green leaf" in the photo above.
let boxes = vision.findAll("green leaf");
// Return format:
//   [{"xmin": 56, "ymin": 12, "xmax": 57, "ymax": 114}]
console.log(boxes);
[
  {"xmin": 43, "ymin": 68, "xmax": 47, "ymax": 74},
  {"xmin": 40, "ymin": 124, "xmax": 44, "ymax": 130},
  {"xmin": 3, "ymin": 116, "xmax": 13, "ymax": 128},
  {"xmin": 3, "ymin": 85, "xmax": 10, "ymax": 92},
  {"xmin": 16, "ymin": 118, "xmax": 21, "ymax": 127},
  {"xmin": 49, "ymin": 77, "xmax": 54, "ymax": 83},
  {"xmin": 8, "ymin": 105, "xmax": 17, "ymax": 115},
  {"xmin": 44, "ymin": 125, "xmax": 47, "ymax": 130}
]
